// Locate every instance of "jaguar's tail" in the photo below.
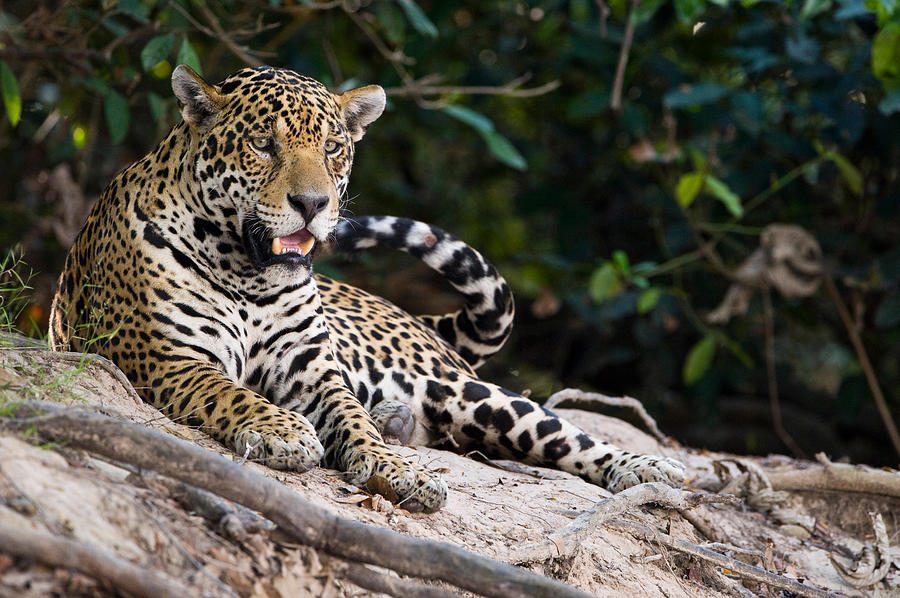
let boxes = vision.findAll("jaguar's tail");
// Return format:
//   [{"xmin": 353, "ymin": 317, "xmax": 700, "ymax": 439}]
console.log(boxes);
[{"xmin": 332, "ymin": 216, "xmax": 514, "ymax": 369}]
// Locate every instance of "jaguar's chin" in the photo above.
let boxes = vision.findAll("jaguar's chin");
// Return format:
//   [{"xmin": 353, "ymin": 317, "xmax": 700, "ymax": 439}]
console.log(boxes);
[{"xmin": 243, "ymin": 218, "xmax": 316, "ymax": 269}]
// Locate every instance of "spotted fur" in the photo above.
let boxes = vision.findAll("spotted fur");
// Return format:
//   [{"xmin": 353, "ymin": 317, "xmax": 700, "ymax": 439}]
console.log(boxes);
[{"xmin": 50, "ymin": 65, "xmax": 683, "ymax": 512}]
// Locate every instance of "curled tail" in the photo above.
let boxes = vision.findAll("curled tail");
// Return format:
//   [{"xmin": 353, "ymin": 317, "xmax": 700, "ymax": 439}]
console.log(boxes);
[{"xmin": 332, "ymin": 216, "xmax": 514, "ymax": 368}]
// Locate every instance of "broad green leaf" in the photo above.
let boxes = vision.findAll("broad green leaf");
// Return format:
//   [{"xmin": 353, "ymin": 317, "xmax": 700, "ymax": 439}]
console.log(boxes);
[
  {"xmin": 674, "ymin": 0, "xmax": 705, "ymax": 23},
  {"xmin": 663, "ymin": 83, "xmax": 728, "ymax": 109},
  {"xmin": 148, "ymin": 92, "xmax": 168, "ymax": 123},
  {"xmin": 612, "ymin": 250, "xmax": 630, "ymax": 276},
  {"xmin": 676, "ymin": 172, "xmax": 704, "ymax": 208},
  {"xmin": 801, "ymin": 0, "xmax": 833, "ymax": 19},
  {"xmin": 875, "ymin": 291, "xmax": 900, "ymax": 327},
  {"xmin": 104, "ymin": 90, "xmax": 130, "ymax": 144},
  {"xmin": 480, "ymin": 130, "xmax": 527, "ymax": 170},
  {"xmin": 442, "ymin": 105, "xmax": 494, "ymax": 133},
  {"xmin": 633, "ymin": 0, "xmax": 667, "ymax": 23},
  {"xmin": 828, "ymin": 153, "xmax": 863, "ymax": 195},
  {"xmin": 637, "ymin": 287, "xmax": 661, "ymax": 314},
  {"xmin": 397, "ymin": 0, "xmax": 438, "ymax": 38},
  {"xmin": 177, "ymin": 36, "xmax": 203, "ymax": 76},
  {"xmin": 704, "ymin": 176, "xmax": 743, "ymax": 217},
  {"xmin": 717, "ymin": 333, "xmax": 754, "ymax": 368},
  {"xmin": 879, "ymin": 90, "xmax": 900, "ymax": 114},
  {"xmin": 0, "ymin": 61, "xmax": 21, "ymax": 127},
  {"xmin": 141, "ymin": 34, "xmax": 176, "ymax": 72},
  {"xmin": 683, "ymin": 335, "xmax": 716, "ymax": 385},
  {"xmin": 872, "ymin": 22, "xmax": 900, "ymax": 84},
  {"xmin": 589, "ymin": 262, "xmax": 622, "ymax": 302}
]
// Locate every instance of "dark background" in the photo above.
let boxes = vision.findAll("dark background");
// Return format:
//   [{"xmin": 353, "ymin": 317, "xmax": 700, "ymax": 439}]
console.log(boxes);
[{"xmin": 1, "ymin": 0, "xmax": 899, "ymax": 466}]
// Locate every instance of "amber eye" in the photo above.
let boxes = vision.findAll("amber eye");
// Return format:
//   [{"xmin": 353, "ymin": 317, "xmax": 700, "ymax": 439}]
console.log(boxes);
[
  {"xmin": 251, "ymin": 136, "xmax": 274, "ymax": 153},
  {"xmin": 323, "ymin": 139, "xmax": 341, "ymax": 154}
]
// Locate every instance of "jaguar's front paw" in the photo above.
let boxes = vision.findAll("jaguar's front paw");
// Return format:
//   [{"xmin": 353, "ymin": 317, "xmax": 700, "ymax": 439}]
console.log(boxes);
[
  {"xmin": 607, "ymin": 454, "xmax": 685, "ymax": 493},
  {"xmin": 234, "ymin": 411, "xmax": 324, "ymax": 471},
  {"xmin": 343, "ymin": 443, "xmax": 447, "ymax": 512}
]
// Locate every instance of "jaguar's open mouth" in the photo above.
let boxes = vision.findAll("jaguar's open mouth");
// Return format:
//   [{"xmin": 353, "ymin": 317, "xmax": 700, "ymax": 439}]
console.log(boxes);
[{"xmin": 243, "ymin": 219, "xmax": 316, "ymax": 268}]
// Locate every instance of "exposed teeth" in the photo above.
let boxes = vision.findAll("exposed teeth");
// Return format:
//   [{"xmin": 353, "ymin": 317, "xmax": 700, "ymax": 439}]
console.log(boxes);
[
  {"xmin": 271, "ymin": 236, "xmax": 315, "ymax": 256},
  {"xmin": 298, "ymin": 237, "xmax": 315, "ymax": 256},
  {"xmin": 271, "ymin": 237, "xmax": 282, "ymax": 254}
]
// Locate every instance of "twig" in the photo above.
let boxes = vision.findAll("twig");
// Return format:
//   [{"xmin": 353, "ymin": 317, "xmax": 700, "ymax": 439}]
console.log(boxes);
[
  {"xmin": 2, "ymin": 400, "xmax": 593, "ymax": 598},
  {"xmin": 384, "ymin": 79, "xmax": 561, "ymax": 99},
  {"xmin": 0, "ymin": 522, "xmax": 197, "ymax": 598},
  {"xmin": 829, "ymin": 512, "xmax": 893, "ymax": 587},
  {"xmin": 762, "ymin": 289, "xmax": 805, "ymax": 458},
  {"xmin": 765, "ymin": 452, "xmax": 900, "ymax": 499},
  {"xmin": 608, "ymin": 519, "xmax": 843, "ymax": 598},
  {"xmin": 337, "ymin": 562, "xmax": 462, "ymax": 598},
  {"xmin": 510, "ymin": 483, "xmax": 737, "ymax": 563},
  {"xmin": 823, "ymin": 275, "xmax": 900, "ymax": 461},
  {"xmin": 609, "ymin": 0, "xmax": 637, "ymax": 112},
  {"xmin": 543, "ymin": 388, "xmax": 669, "ymax": 443}
]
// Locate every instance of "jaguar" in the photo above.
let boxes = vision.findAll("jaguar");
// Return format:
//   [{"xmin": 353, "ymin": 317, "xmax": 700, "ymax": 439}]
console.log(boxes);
[{"xmin": 50, "ymin": 65, "xmax": 684, "ymax": 511}]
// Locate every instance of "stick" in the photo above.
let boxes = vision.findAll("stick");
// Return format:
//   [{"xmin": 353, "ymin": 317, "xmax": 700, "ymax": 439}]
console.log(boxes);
[
  {"xmin": 338, "ymin": 562, "xmax": 463, "ymax": 598},
  {"xmin": 766, "ymin": 452, "xmax": 900, "ymax": 499},
  {"xmin": 609, "ymin": 519, "xmax": 843, "ymax": 598},
  {"xmin": 823, "ymin": 275, "xmax": 900, "ymax": 460},
  {"xmin": 2, "ymin": 401, "xmax": 592, "ymax": 598},
  {"xmin": 543, "ymin": 388, "xmax": 670, "ymax": 443},
  {"xmin": 609, "ymin": 0, "xmax": 637, "ymax": 112},
  {"xmin": 0, "ymin": 522, "xmax": 196, "ymax": 598},
  {"xmin": 510, "ymin": 482, "xmax": 737, "ymax": 563}
]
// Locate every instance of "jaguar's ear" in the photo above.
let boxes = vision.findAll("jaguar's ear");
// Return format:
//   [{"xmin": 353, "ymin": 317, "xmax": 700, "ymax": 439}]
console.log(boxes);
[
  {"xmin": 171, "ymin": 65, "xmax": 223, "ymax": 130},
  {"xmin": 339, "ymin": 85, "xmax": 386, "ymax": 142}
]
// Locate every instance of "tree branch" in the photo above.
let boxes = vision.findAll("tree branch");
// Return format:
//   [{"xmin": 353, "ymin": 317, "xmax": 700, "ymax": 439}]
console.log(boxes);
[{"xmin": 2, "ymin": 400, "xmax": 593, "ymax": 598}]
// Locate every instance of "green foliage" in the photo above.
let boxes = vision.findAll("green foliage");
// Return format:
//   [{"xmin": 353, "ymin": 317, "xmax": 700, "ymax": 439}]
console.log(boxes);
[{"xmin": 0, "ymin": 61, "xmax": 20, "ymax": 127}]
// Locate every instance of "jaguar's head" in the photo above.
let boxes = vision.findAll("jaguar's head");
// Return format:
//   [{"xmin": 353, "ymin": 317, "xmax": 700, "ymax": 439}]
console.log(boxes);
[{"xmin": 172, "ymin": 64, "xmax": 384, "ymax": 270}]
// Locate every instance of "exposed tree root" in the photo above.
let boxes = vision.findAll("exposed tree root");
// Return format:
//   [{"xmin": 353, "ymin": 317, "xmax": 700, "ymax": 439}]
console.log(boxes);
[
  {"xmin": 543, "ymin": 388, "xmax": 670, "ymax": 444},
  {"xmin": 766, "ymin": 452, "xmax": 900, "ymax": 499},
  {"xmin": 510, "ymin": 482, "xmax": 737, "ymax": 563},
  {"xmin": 0, "ymin": 522, "xmax": 195, "ymax": 598},
  {"xmin": 608, "ymin": 519, "xmax": 844, "ymax": 598},
  {"xmin": 1, "ymin": 400, "xmax": 593, "ymax": 598}
]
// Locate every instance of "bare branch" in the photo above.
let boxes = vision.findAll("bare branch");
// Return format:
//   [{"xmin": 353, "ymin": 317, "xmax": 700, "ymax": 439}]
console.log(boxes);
[
  {"xmin": 0, "ymin": 522, "xmax": 196, "ymax": 598},
  {"xmin": 610, "ymin": 0, "xmax": 637, "ymax": 112},
  {"xmin": 2, "ymin": 400, "xmax": 593, "ymax": 598},
  {"xmin": 609, "ymin": 519, "xmax": 844, "ymax": 598},
  {"xmin": 543, "ymin": 388, "xmax": 670, "ymax": 444},
  {"xmin": 385, "ymin": 79, "xmax": 561, "ymax": 100},
  {"xmin": 337, "ymin": 561, "xmax": 463, "ymax": 598},
  {"xmin": 766, "ymin": 452, "xmax": 900, "ymax": 499}
]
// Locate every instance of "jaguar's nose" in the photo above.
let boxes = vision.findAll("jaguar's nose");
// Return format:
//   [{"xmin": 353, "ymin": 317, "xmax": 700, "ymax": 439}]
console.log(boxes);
[{"xmin": 287, "ymin": 193, "xmax": 328, "ymax": 223}]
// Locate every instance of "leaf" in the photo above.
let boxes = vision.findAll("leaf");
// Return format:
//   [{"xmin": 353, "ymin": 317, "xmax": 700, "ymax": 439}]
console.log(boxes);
[
  {"xmin": 663, "ymin": 83, "xmax": 728, "ymax": 109},
  {"xmin": 674, "ymin": 0, "xmax": 706, "ymax": 23},
  {"xmin": 148, "ymin": 92, "xmax": 168, "ymax": 124},
  {"xmin": 704, "ymin": 176, "xmax": 744, "ymax": 217},
  {"xmin": 589, "ymin": 262, "xmax": 622, "ymax": 302},
  {"xmin": 637, "ymin": 287, "xmax": 661, "ymax": 314},
  {"xmin": 612, "ymin": 250, "xmax": 631, "ymax": 276},
  {"xmin": 480, "ymin": 130, "xmax": 527, "ymax": 170},
  {"xmin": 396, "ymin": 0, "xmax": 438, "ymax": 38},
  {"xmin": 104, "ymin": 90, "xmax": 130, "ymax": 144},
  {"xmin": 828, "ymin": 152, "xmax": 863, "ymax": 195},
  {"xmin": 683, "ymin": 335, "xmax": 716, "ymax": 385},
  {"xmin": 872, "ymin": 22, "xmax": 900, "ymax": 84},
  {"xmin": 676, "ymin": 172, "xmax": 704, "ymax": 208},
  {"xmin": 875, "ymin": 291, "xmax": 900, "ymax": 328},
  {"xmin": 442, "ymin": 105, "xmax": 495, "ymax": 133},
  {"xmin": 879, "ymin": 90, "xmax": 900, "ymax": 114},
  {"xmin": 800, "ymin": 0, "xmax": 833, "ymax": 19},
  {"xmin": 0, "ymin": 61, "xmax": 21, "ymax": 127},
  {"xmin": 141, "ymin": 34, "xmax": 176, "ymax": 72},
  {"xmin": 177, "ymin": 36, "xmax": 203, "ymax": 76}
]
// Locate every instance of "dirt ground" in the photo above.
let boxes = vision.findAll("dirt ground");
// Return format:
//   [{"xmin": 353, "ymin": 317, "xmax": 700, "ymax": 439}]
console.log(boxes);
[{"xmin": 0, "ymin": 343, "xmax": 898, "ymax": 597}]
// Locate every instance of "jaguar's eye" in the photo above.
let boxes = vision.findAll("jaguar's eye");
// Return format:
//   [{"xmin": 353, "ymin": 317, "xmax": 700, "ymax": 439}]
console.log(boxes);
[
  {"xmin": 323, "ymin": 139, "xmax": 341, "ymax": 154},
  {"xmin": 251, "ymin": 136, "xmax": 274, "ymax": 153}
]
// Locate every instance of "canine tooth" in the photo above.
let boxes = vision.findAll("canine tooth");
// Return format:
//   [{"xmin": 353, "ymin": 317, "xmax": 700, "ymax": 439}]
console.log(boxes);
[
  {"xmin": 299, "ymin": 237, "xmax": 315, "ymax": 256},
  {"xmin": 271, "ymin": 237, "xmax": 282, "ymax": 254}
]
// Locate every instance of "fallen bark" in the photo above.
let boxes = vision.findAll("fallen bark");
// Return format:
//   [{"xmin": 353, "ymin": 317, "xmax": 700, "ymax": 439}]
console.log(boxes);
[
  {"xmin": 0, "ymin": 522, "xmax": 197, "ymax": 598},
  {"xmin": 2, "ymin": 400, "xmax": 592, "ymax": 598}
]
